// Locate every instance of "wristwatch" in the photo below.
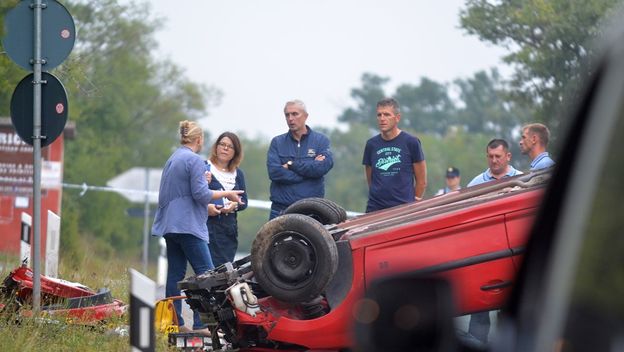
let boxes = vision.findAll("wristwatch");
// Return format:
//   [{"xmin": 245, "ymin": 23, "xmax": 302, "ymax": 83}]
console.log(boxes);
[{"xmin": 287, "ymin": 160, "xmax": 293, "ymax": 167}]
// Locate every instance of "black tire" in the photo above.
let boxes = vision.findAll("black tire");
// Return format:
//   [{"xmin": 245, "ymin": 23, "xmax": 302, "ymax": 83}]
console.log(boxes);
[
  {"xmin": 283, "ymin": 197, "xmax": 347, "ymax": 225},
  {"xmin": 251, "ymin": 214, "xmax": 338, "ymax": 303}
]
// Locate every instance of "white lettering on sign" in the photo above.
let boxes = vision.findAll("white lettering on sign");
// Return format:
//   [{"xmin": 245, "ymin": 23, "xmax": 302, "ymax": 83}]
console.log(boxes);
[{"xmin": 0, "ymin": 132, "xmax": 27, "ymax": 146}]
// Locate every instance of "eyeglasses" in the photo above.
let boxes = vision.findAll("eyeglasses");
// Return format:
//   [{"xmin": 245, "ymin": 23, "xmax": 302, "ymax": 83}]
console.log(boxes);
[{"xmin": 217, "ymin": 142, "xmax": 235, "ymax": 150}]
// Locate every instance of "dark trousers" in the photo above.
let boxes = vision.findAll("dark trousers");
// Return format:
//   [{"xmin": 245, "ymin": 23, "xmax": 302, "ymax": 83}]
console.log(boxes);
[
  {"xmin": 269, "ymin": 202, "xmax": 287, "ymax": 220},
  {"xmin": 468, "ymin": 311, "xmax": 491, "ymax": 343},
  {"xmin": 208, "ymin": 214, "xmax": 239, "ymax": 267}
]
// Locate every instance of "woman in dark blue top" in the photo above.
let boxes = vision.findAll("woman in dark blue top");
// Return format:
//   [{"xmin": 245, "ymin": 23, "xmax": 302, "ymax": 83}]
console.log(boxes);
[{"xmin": 205, "ymin": 132, "xmax": 248, "ymax": 266}]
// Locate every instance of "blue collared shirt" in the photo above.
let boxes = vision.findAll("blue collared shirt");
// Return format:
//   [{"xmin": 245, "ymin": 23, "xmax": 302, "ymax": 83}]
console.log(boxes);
[
  {"xmin": 152, "ymin": 146, "xmax": 214, "ymax": 241},
  {"xmin": 530, "ymin": 152, "xmax": 555, "ymax": 171},
  {"xmin": 467, "ymin": 166, "xmax": 523, "ymax": 187}
]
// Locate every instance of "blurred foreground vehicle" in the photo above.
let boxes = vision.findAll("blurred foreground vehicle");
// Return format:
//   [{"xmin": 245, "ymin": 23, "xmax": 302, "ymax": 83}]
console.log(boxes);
[
  {"xmin": 177, "ymin": 168, "xmax": 549, "ymax": 351},
  {"xmin": 354, "ymin": 10, "xmax": 624, "ymax": 352}
]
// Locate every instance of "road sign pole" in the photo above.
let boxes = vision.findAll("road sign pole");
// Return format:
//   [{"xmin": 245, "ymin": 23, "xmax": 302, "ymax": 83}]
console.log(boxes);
[
  {"xmin": 3, "ymin": 0, "xmax": 76, "ymax": 312},
  {"xmin": 32, "ymin": 0, "xmax": 44, "ymax": 312}
]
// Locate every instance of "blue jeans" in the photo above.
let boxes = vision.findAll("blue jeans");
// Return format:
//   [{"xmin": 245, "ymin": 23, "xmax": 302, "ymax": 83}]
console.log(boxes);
[{"xmin": 164, "ymin": 233, "xmax": 214, "ymax": 329}]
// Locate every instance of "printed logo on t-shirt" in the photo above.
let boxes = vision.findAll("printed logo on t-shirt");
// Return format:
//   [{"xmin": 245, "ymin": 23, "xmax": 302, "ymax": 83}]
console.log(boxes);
[
  {"xmin": 307, "ymin": 148, "xmax": 316, "ymax": 157},
  {"xmin": 375, "ymin": 147, "xmax": 402, "ymax": 173}
]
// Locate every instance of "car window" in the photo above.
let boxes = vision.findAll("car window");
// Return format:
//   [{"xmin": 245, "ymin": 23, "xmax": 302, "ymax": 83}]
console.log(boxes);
[{"xmin": 560, "ymin": 96, "xmax": 624, "ymax": 350}]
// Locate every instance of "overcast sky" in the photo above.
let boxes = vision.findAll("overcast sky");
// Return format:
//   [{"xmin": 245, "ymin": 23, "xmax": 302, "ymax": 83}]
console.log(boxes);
[{"xmin": 139, "ymin": 0, "xmax": 510, "ymax": 140}]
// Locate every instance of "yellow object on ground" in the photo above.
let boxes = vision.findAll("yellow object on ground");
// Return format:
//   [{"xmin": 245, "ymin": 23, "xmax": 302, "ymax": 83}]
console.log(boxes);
[{"xmin": 154, "ymin": 296, "xmax": 185, "ymax": 334}]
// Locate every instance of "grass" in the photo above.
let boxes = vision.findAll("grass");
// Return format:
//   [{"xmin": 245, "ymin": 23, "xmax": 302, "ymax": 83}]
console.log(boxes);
[{"xmin": 0, "ymin": 252, "xmax": 176, "ymax": 351}]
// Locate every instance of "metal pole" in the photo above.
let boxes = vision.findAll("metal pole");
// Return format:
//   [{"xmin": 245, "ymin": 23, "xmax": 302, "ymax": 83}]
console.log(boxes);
[
  {"xmin": 31, "ymin": 0, "xmax": 45, "ymax": 312},
  {"xmin": 142, "ymin": 168, "xmax": 150, "ymax": 274}
]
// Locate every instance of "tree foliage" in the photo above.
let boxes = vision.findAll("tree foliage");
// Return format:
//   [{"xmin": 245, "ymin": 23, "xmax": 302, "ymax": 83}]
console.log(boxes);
[
  {"xmin": 337, "ymin": 73, "xmax": 388, "ymax": 127},
  {"xmin": 460, "ymin": 0, "xmax": 622, "ymax": 128},
  {"xmin": 395, "ymin": 78, "xmax": 456, "ymax": 135}
]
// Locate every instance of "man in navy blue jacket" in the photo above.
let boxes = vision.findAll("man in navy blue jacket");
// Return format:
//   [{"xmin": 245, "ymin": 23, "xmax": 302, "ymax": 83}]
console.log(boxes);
[{"xmin": 267, "ymin": 100, "xmax": 334, "ymax": 219}]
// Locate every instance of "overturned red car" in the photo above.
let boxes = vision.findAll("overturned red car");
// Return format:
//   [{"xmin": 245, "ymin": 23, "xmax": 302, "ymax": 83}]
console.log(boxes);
[{"xmin": 179, "ymin": 170, "xmax": 549, "ymax": 351}]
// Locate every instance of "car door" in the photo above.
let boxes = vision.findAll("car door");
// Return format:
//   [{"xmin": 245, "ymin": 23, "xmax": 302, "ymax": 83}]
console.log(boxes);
[{"xmin": 364, "ymin": 214, "xmax": 516, "ymax": 314}]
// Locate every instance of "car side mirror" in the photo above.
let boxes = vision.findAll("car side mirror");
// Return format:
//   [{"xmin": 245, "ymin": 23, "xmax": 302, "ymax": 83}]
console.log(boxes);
[{"xmin": 353, "ymin": 276, "xmax": 459, "ymax": 352}]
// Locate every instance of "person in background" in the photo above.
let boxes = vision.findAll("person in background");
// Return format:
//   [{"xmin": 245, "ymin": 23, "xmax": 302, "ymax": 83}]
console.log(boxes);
[
  {"xmin": 435, "ymin": 167, "xmax": 461, "ymax": 195},
  {"xmin": 206, "ymin": 132, "xmax": 248, "ymax": 267},
  {"xmin": 267, "ymin": 99, "xmax": 333, "ymax": 219},
  {"xmin": 152, "ymin": 120, "xmax": 243, "ymax": 334},
  {"xmin": 519, "ymin": 122, "xmax": 555, "ymax": 171},
  {"xmin": 362, "ymin": 98, "xmax": 427, "ymax": 212},
  {"xmin": 466, "ymin": 138, "xmax": 522, "ymax": 344},
  {"xmin": 467, "ymin": 139, "xmax": 523, "ymax": 187}
]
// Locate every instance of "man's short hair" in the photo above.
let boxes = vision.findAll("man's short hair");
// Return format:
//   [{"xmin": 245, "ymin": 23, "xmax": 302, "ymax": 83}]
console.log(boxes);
[
  {"xmin": 376, "ymin": 98, "xmax": 400, "ymax": 115},
  {"xmin": 284, "ymin": 99, "xmax": 307, "ymax": 114},
  {"xmin": 487, "ymin": 138, "xmax": 509, "ymax": 152},
  {"xmin": 523, "ymin": 123, "xmax": 550, "ymax": 146}
]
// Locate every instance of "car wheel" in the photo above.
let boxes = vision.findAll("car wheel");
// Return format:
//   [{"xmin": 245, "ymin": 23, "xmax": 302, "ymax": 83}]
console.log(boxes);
[
  {"xmin": 283, "ymin": 197, "xmax": 348, "ymax": 225},
  {"xmin": 251, "ymin": 214, "xmax": 339, "ymax": 303}
]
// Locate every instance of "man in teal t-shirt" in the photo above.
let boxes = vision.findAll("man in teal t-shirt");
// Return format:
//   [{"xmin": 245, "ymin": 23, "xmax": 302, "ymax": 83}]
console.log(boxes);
[{"xmin": 362, "ymin": 98, "xmax": 427, "ymax": 212}]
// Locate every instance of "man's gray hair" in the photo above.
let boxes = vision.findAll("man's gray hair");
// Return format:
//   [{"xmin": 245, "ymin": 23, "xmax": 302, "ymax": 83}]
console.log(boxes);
[
  {"xmin": 284, "ymin": 99, "xmax": 307, "ymax": 114},
  {"xmin": 377, "ymin": 98, "xmax": 400, "ymax": 115}
]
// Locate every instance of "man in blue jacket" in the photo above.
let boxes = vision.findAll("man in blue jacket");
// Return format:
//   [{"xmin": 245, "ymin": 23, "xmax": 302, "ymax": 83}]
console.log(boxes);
[{"xmin": 267, "ymin": 100, "xmax": 334, "ymax": 219}]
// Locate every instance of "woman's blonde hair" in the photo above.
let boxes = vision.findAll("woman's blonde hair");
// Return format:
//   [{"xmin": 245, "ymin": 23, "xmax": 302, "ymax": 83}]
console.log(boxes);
[
  {"xmin": 179, "ymin": 120, "xmax": 203, "ymax": 145},
  {"xmin": 209, "ymin": 131, "xmax": 244, "ymax": 171}
]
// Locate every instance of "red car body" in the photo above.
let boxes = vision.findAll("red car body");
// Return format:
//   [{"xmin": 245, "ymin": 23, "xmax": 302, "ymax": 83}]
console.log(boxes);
[
  {"xmin": 0, "ymin": 265, "xmax": 126, "ymax": 324},
  {"xmin": 181, "ymin": 171, "xmax": 547, "ymax": 351}
]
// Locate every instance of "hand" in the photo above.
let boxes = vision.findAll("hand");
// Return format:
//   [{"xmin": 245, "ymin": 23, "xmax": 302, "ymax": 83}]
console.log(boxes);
[
  {"xmin": 225, "ymin": 190, "xmax": 245, "ymax": 204},
  {"xmin": 204, "ymin": 171, "xmax": 212, "ymax": 183},
  {"xmin": 315, "ymin": 154, "xmax": 326, "ymax": 161},
  {"xmin": 222, "ymin": 201, "xmax": 238, "ymax": 214},
  {"xmin": 208, "ymin": 204, "xmax": 222, "ymax": 216}
]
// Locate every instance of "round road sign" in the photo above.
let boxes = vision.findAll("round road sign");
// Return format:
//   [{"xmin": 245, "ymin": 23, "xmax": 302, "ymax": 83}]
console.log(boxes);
[
  {"xmin": 2, "ymin": 0, "xmax": 76, "ymax": 71},
  {"xmin": 10, "ymin": 72, "xmax": 69, "ymax": 147}
]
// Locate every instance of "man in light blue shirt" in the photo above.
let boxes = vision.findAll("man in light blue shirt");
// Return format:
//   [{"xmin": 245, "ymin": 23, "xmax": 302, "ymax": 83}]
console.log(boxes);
[
  {"xmin": 468, "ymin": 139, "xmax": 523, "ymax": 187},
  {"xmin": 466, "ymin": 138, "xmax": 522, "ymax": 344},
  {"xmin": 519, "ymin": 123, "xmax": 555, "ymax": 171}
]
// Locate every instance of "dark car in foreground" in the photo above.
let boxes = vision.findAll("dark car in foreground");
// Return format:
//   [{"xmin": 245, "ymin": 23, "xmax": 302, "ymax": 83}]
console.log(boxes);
[
  {"xmin": 353, "ymin": 10, "xmax": 624, "ymax": 352},
  {"xmin": 178, "ymin": 169, "xmax": 550, "ymax": 351}
]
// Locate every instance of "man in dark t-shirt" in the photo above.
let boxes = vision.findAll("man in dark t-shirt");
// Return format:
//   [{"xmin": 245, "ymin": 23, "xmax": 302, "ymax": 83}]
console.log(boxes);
[{"xmin": 362, "ymin": 98, "xmax": 427, "ymax": 212}]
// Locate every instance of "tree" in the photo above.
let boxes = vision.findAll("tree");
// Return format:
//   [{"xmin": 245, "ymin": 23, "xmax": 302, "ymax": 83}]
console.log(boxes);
[
  {"xmin": 395, "ymin": 78, "xmax": 456, "ymax": 135},
  {"xmin": 454, "ymin": 68, "xmax": 532, "ymax": 161},
  {"xmin": 460, "ymin": 0, "xmax": 622, "ymax": 128},
  {"xmin": 235, "ymin": 134, "xmax": 271, "ymax": 252},
  {"xmin": 325, "ymin": 124, "xmax": 371, "ymax": 213},
  {"xmin": 338, "ymin": 73, "xmax": 389, "ymax": 128}
]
